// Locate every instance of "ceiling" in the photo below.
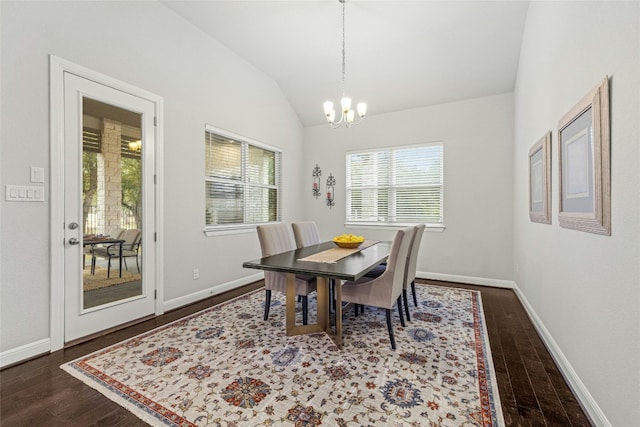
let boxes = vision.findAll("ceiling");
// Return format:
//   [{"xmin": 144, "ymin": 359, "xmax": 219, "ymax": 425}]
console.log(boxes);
[{"xmin": 162, "ymin": 1, "xmax": 530, "ymax": 127}]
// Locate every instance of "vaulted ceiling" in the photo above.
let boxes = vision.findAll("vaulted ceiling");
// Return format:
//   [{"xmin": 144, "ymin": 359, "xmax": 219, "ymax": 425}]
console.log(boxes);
[{"xmin": 162, "ymin": 1, "xmax": 530, "ymax": 127}]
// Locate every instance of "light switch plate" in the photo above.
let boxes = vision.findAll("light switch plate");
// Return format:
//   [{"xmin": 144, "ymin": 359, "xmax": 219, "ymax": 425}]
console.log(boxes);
[
  {"xmin": 31, "ymin": 166, "xmax": 45, "ymax": 183},
  {"xmin": 5, "ymin": 185, "xmax": 45, "ymax": 202}
]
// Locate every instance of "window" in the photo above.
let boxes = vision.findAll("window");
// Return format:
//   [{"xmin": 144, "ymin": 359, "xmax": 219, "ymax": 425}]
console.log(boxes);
[
  {"xmin": 205, "ymin": 126, "xmax": 281, "ymax": 229},
  {"xmin": 346, "ymin": 143, "xmax": 444, "ymax": 226}
]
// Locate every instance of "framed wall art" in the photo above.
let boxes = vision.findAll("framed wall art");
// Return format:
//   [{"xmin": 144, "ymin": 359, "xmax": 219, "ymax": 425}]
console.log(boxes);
[
  {"xmin": 557, "ymin": 76, "xmax": 610, "ymax": 235},
  {"xmin": 529, "ymin": 131, "xmax": 551, "ymax": 224}
]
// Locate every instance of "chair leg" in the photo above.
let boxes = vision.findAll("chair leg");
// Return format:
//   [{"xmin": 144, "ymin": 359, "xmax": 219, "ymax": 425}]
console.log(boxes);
[
  {"xmin": 331, "ymin": 280, "xmax": 336, "ymax": 311},
  {"xmin": 354, "ymin": 304, "xmax": 359, "ymax": 317},
  {"xmin": 136, "ymin": 255, "xmax": 140, "ymax": 273},
  {"xmin": 403, "ymin": 288, "xmax": 411, "ymax": 322},
  {"xmin": 385, "ymin": 309, "xmax": 396, "ymax": 350},
  {"xmin": 91, "ymin": 255, "xmax": 96, "ymax": 275},
  {"xmin": 302, "ymin": 295, "xmax": 308, "ymax": 325},
  {"xmin": 107, "ymin": 256, "xmax": 112, "ymax": 278},
  {"xmin": 397, "ymin": 296, "xmax": 406, "ymax": 327},
  {"xmin": 411, "ymin": 280, "xmax": 418, "ymax": 306},
  {"xmin": 123, "ymin": 258, "xmax": 128, "ymax": 270},
  {"xmin": 328, "ymin": 279, "xmax": 334, "ymax": 313},
  {"xmin": 264, "ymin": 289, "xmax": 272, "ymax": 321}
]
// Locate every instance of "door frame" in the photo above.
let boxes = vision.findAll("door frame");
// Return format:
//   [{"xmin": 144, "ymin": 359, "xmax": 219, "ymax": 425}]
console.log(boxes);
[{"xmin": 49, "ymin": 56, "xmax": 165, "ymax": 351}]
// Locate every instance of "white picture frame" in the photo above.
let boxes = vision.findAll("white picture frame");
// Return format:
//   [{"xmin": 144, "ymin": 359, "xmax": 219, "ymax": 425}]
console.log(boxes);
[
  {"xmin": 529, "ymin": 131, "xmax": 551, "ymax": 224},
  {"xmin": 557, "ymin": 76, "xmax": 611, "ymax": 235}
]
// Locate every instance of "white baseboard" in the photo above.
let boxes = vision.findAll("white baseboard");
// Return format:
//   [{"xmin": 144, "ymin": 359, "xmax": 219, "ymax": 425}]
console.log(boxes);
[
  {"xmin": 163, "ymin": 273, "xmax": 264, "ymax": 312},
  {"xmin": 417, "ymin": 271, "xmax": 515, "ymax": 289},
  {"xmin": 512, "ymin": 284, "xmax": 610, "ymax": 427},
  {"xmin": 0, "ymin": 338, "xmax": 50, "ymax": 368}
]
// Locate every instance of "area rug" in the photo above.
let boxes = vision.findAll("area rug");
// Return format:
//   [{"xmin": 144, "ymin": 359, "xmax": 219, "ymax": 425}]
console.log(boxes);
[
  {"xmin": 83, "ymin": 267, "xmax": 141, "ymax": 291},
  {"xmin": 62, "ymin": 284, "xmax": 504, "ymax": 426}
]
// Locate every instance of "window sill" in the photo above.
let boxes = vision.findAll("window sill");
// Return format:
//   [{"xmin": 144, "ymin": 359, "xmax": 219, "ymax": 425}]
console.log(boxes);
[
  {"xmin": 345, "ymin": 222, "xmax": 446, "ymax": 233},
  {"xmin": 203, "ymin": 226, "xmax": 257, "ymax": 237}
]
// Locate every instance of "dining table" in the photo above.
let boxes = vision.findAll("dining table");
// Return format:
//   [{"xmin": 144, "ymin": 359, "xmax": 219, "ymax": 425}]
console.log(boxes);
[
  {"xmin": 83, "ymin": 235, "xmax": 125, "ymax": 278},
  {"xmin": 242, "ymin": 239, "xmax": 392, "ymax": 348}
]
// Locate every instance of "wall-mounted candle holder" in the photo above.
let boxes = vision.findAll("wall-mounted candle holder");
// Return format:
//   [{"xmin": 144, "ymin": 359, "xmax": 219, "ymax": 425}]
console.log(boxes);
[
  {"xmin": 312, "ymin": 164, "xmax": 322, "ymax": 198},
  {"xmin": 326, "ymin": 173, "xmax": 335, "ymax": 209}
]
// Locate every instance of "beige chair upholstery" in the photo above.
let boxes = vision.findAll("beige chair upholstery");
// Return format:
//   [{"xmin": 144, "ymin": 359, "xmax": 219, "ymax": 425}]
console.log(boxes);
[
  {"xmin": 92, "ymin": 229, "xmax": 141, "ymax": 277},
  {"xmin": 341, "ymin": 226, "xmax": 414, "ymax": 350},
  {"xmin": 292, "ymin": 221, "xmax": 321, "ymax": 248},
  {"xmin": 257, "ymin": 223, "xmax": 316, "ymax": 324},
  {"xmin": 292, "ymin": 221, "xmax": 338, "ymax": 311},
  {"xmin": 105, "ymin": 227, "xmax": 125, "ymax": 239},
  {"xmin": 364, "ymin": 224, "xmax": 425, "ymax": 321},
  {"xmin": 406, "ymin": 224, "xmax": 425, "ymax": 308}
]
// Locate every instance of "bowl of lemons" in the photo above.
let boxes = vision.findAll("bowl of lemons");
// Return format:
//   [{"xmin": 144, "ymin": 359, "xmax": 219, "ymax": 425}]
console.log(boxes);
[{"xmin": 333, "ymin": 233, "xmax": 365, "ymax": 249}]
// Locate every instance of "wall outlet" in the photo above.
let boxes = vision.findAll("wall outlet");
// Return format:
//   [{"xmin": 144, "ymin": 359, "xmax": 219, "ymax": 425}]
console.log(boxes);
[{"xmin": 193, "ymin": 268, "xmax": 199, "ymax": 280}]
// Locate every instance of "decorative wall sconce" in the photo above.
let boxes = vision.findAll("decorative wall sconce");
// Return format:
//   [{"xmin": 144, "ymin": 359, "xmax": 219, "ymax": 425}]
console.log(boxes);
[
  {"xmin": 312, "ymin": 164, "xmax": 322, "ymax": 198},
  {"xmin": 326, "ymin": 173, "xmax": 335, "ymax": 209}
]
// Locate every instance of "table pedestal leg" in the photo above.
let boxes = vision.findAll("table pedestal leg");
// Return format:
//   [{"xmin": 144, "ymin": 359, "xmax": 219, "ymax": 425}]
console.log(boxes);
[
  {"xmin": 316, "ymin": 277, "xmax": 329, "ymax": 332},
  {"xmin": 285, "ymin": 273, "xmax": 330, "ymax": 337},
  {"xmin": 335, "ymin": 279, "xmax": 343, "ymax": 349}
]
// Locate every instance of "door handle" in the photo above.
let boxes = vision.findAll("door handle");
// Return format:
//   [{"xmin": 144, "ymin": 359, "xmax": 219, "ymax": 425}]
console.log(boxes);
[{"xmin": 68, "ymin": 238, "xmax": 80, "ymax": 245}]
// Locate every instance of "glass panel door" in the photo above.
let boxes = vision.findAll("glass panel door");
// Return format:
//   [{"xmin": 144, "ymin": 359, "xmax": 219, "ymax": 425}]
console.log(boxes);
[{"xmin": 81, "ymin": 98, "xmax": 143, "ymax": 309}]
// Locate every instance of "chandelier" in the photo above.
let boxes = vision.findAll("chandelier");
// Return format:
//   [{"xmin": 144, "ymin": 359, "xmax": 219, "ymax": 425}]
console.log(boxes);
[
  {"xmin": 323, "ymin": 0, "xmax": 366, "ymax": 128},
  {"xmin": 128, "ymin": 140, "xmax": 142, "ymax": 152}
]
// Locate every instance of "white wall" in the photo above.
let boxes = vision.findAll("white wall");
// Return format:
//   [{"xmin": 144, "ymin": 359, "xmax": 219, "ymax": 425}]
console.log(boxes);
[
  {"xmin": 0, "ymin": 1, "xmax": 303, "ymax": 354},
  {"xmin": 513, "ymin": 2, "xmax": 640, "ymax": 425},
  {"xmin": 302, "ymin": 93, "xmax": 514, "ymax": 284}
]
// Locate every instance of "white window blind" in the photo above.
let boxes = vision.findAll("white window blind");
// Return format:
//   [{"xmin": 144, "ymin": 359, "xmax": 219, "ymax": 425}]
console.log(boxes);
[
  {"xmin": 205, "ymin": 127, "xmax": 281, "ymax": 227},
  {"xmin": 346, "ymin": 143, "xmax": 443, "ymax": 225}
]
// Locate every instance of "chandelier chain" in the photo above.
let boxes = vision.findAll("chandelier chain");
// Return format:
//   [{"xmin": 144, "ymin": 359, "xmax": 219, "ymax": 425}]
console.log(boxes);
[{"xmin": 341, "ymin": 0, "xmax": 346, "ymax": 96}]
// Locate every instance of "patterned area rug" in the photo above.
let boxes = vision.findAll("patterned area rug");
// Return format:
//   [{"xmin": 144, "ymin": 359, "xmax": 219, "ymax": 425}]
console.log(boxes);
[{"xmin": 62, "ymin": 284, "xmax": 503, "ymax": 426}]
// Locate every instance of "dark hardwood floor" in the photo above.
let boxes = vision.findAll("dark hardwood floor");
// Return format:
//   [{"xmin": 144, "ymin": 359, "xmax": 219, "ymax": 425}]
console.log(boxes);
[{"xmin": 0, "ymin": 279, "xmax": 592, "ymax": 426}]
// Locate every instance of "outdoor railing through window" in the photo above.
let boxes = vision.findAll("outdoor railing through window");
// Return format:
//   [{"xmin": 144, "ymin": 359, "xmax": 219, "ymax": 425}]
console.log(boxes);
[{"xmin": 84, "ymin": 206, "xmax": 140, "ymax": 234}]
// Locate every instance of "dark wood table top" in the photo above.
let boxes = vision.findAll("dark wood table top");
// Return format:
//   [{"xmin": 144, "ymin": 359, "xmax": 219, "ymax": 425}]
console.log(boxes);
[
  {"xmin": 243, "ymin": 240, "xmax": 392, "ymax": 281},
  {"xmin": 83, "ymin": 237, "xmax": 125, "ymax": 246}
]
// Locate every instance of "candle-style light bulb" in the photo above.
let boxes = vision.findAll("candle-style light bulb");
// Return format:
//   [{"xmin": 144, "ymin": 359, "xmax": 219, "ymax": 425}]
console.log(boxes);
[
  {"xmin": 357, "ymin": 102, "xmax": 367, "ymax": 118},
  {"xmin": 341, "ymin": 97, "xmax": 352, "ymax": 113}
]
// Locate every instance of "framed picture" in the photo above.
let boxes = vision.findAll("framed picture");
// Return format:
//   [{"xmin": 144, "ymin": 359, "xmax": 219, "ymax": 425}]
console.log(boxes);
[
  {"xmin": 558, "ymin": 76, "xmax": 610, "ymax": 235},
  {"xmin": 529, "ymin": 131, "xmax": 551, "ymax": 224}
]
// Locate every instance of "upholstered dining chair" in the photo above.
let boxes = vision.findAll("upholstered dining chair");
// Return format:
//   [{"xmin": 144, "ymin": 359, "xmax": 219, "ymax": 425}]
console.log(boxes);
[
  {"xmin": 256, "ymin": 223, "xmax": 317, "ymax": 325},
  {"xmin": 405, "ymin": 223, "xmax": 425, "ymax": 307},
  {"xmin": 340, "ymin": 226, "xmax": 413, "ymax": 350},
  {"xmin": 92, "ymin": 229, "xmax": 141, "ymax": 277},
  {"xmin": 365, "ymin": 224, "xmax": 425, "ymax": 321},
  {"xmin": 292, "ymin": 221, "xmax": 340, "ymax": 313},
  {"xmin": 292, "ymin": 221, "xmax": 321, "ymax": 248}
]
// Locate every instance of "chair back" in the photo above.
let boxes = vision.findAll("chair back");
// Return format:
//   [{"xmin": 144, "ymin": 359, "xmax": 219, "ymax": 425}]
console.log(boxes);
[
  {"xmin": 105, "ymin": 227, "xmax": 124, "ymax": 239},
  {"xmin": 121, "ymin": 229, "xmax": 141, "ymax": 251},
  {"xmin": 292, "ymin": 221, "xmax": 320, "ymax": 248},
  {"xmin": 404, "ymin": 224, "xmax": 425, "ymax": 287},
  {"xmin": 256, "ymin": 223, "xmax": 296, "ymax": 256},
  {"xmin": 374, "ymin": 227, "xmax": 414, "ymax": 303},
  {"xmin": 257, "ymin": 223, "xmax": 312, "ymax": 294}
]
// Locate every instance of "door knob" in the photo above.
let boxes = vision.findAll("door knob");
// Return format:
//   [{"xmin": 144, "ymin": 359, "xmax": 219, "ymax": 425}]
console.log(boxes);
[{"xmin": 68, "ymin": 238, "xmax": 80, "ymax": 245}]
